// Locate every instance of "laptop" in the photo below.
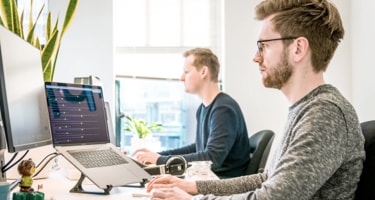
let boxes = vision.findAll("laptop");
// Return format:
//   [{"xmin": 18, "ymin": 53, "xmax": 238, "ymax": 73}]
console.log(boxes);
[
  {"xmin": 104, "ymin": 101, "xmax": 116, "ymax": 146},
  {"xmin": 44, "ymin": 81, "xmax": 152, "ymax": 193}
]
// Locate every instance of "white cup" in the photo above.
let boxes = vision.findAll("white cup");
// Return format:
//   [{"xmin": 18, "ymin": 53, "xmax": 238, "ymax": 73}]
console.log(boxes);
[{"xmin": 187, "ymin": 161, "xmax": 213, "ymax": 180}]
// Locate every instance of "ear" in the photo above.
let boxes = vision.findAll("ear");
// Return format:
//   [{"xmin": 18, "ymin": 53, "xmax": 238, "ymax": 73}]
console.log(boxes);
[
  {"xmin": 292, "ymin": 37, "xmax": 309, "ymax": 62},
  {"xmin": 200, "ymin": 66, "xmax": 209, "ymax": 78}
]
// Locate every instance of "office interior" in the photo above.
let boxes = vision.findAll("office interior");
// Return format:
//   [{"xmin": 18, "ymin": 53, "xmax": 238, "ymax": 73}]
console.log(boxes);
[
  {"xmin": 1, "ymin": 0, "xmax": 374, "ymax": 198},
  {"xmin": 8, "ymin": 0, "xmax": 368, "ymax": 171}
]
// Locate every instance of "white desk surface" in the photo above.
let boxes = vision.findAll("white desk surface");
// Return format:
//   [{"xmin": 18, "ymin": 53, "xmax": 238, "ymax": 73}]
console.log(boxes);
[
  {"xmin": 9, "ymin": 168, "xmax": 219, "ymax": 200},
  {"xmin": 9, "ymin": 170, "xmax": 152, "ymax": 200}
]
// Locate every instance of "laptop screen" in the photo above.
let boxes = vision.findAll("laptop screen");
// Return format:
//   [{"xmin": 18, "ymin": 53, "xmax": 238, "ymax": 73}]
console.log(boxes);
[{"xmin": 45, "ymin": 82, "xmax": 110, "ymax": 145}]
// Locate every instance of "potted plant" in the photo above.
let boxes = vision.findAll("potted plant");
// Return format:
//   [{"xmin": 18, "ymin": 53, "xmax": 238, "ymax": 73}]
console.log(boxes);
[
  {"xmin": 0, "ymin": 0, "xmax": 79, "ymax": 81},
  {"xmin": 124, "ymin": 116, "xmax": 163, "ymax": 139},
  {"xmin": 124, "ymin": 116, "xmax": 163, "ymax": 152}
]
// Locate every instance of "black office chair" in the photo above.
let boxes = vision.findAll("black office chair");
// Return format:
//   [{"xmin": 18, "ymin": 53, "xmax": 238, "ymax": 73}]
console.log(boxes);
[
  {"xmin": 354, "ymin": 120, "xmax": 375, "ymax": 200},
  {"xmin": 246, "ymin": 129, "xmax": 275, "ymax": 175}
]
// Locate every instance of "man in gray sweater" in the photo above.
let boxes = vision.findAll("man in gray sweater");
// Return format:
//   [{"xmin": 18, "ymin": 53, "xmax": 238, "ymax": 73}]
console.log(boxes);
[{"xmin": 146, "ymin": 0, "xmax": 366, "ymax": 199}]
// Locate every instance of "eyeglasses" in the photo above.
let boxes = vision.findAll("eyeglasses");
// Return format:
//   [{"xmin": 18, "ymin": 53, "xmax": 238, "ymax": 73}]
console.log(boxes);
[{"xmin": 256, "ymin": 37, "xmax": 297, "ymax": 57}]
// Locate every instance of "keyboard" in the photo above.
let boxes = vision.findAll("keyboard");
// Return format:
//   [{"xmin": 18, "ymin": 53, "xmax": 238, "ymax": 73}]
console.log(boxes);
[{"xmin": 68, "ymin": 149, "xmax": 128, "ymax": 168}]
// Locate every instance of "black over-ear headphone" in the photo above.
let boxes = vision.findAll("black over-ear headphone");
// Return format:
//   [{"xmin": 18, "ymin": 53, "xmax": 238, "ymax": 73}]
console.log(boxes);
[
  {"xmin": 165, "ymin": 155, "xmax": 187, "ymax": 176},
  {"xmin": 143, "ymin": 155, "xmax": 187, "ymax": 176}
]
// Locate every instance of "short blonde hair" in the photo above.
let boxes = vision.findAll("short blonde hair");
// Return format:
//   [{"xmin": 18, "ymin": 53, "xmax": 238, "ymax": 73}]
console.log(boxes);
[{"xmin": 183, "ymin": 48, "xmax": 220, "ymax": 82}]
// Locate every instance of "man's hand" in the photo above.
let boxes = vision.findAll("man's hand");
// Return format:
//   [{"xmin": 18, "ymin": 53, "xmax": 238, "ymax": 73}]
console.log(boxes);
[
  {"xmin": 147, "ymin": 175, "xmax": 198, "ymax": 195},
  {"xmin": 132, "ymin": 148, "xmax": 161, "ymax": 164},
  {"xmin": 151, "ymin": 187, "xmax": 193, "ymax": 200}
]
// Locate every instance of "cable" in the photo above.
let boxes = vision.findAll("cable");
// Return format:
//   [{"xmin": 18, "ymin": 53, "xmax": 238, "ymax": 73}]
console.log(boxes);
[
  {"xmin": 10, "ymin": 178, "xmax": 20, "ymax": 191},
  {"xmin": 2, "ymin": 150, "xmax": 29, "ymax": 173},
  {"xmin": 33, "ymin": 153, "xmax": 60, "ymax": 178},
  {"xmin": 35, "ymin": 152, "xmax": 59, "ymax": 168},
  {"xmin": 1, "ymin": 152, "xmax": 18, "ymax": 172},
  {"xmin": 8, "ymin": 152, "xmax": 60, "ymax": 191}
]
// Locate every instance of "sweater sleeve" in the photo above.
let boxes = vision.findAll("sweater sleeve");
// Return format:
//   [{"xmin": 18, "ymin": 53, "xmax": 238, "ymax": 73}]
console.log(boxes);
[
  {"xmin": 197, "ymin": 172, "xmax": 267, "ymax": 196},
  {"xmin": 156, "ymin": 144, "xmax": 196, "ymax": 165},
  {"xmin": 158, "ymin": 143, "xmax": 196, "ymax": 155}
]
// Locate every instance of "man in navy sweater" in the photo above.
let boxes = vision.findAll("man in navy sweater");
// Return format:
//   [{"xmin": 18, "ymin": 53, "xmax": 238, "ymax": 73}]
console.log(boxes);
[{"xmin": 132, "ymin": 48, "xmax": 250, "ymax": 178}]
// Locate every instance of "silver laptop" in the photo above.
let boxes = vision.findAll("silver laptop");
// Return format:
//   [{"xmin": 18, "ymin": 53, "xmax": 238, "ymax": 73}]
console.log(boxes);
[{"xmin": 44, "ymin": 82, "xmax": 151, "ymax": 193}]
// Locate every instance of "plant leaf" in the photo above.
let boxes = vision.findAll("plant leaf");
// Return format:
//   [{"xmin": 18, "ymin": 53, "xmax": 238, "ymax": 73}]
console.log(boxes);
[
  {"xmin": 0, "ymin": 0, "xmax": 16, "ymax": 32},
  {"xmin": 41, "ymin": 29, "xmax": 59, "ymax": 81},
  {"xmin": 61, "ymin": 0, "xmax": 78, "ymax": 37},
  {"xmin": 27, "ymin": 0, "xmax": 34, "ymax": 40},
  {"xmin": 45, "ymin": 12, "xmax": 52, "ymax": 41},
  {"xmin": 0, "ymin": 11, "xmax": 4, "ymax": 26},
  {"xmin": 34, "ymin": 37, "xmax": 41, "ymax": 50},
  {"xmin": 123, "ymin": 116, "xmax": 163, "ymax": 138},
  {"xmin": 26, "ymin": 3, "xmax": 45, "ymax": 45},
  {"xmin": 42, "ymin": 17, "xmax": 59, "ymax": 81}
]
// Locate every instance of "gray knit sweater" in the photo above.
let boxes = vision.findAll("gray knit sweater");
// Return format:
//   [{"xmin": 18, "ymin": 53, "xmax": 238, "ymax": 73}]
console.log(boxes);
[{"xmin": 196, "ymin": 84, "xmax": 365, "ymax": 200}]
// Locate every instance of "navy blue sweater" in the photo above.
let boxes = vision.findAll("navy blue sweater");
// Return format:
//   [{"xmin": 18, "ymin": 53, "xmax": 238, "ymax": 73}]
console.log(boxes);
[{"xmin": 157, "ymin": 93, "xmax": 250, "ymax": 178}]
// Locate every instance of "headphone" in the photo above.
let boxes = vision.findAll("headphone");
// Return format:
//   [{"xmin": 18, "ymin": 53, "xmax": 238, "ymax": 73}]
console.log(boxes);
[
  {"xmin": 165, "ymin": 155, "xmax": 187, "ymax": 176},
  {"xmin": 143, "ymin": 155, "xmax": 187, "ymax": 176}
]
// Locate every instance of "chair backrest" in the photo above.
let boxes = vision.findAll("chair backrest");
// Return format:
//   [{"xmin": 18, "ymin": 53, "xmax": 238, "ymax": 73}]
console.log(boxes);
[
  {"xmin": 246, "ymin": 129, "xmax": 275, "ymax": 175},
  {"xmin": 355, "ymin": 120, "xmax": 375, "ymax": 200}
]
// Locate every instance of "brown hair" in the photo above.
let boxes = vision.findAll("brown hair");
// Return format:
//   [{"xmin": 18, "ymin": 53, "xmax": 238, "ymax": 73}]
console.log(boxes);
[
  {"xmin": 183, "ymin": 48, "xmax": 220, "ymax": 82},
  {"xmin": 255, "ymin": 0, "xmax": 344, "ymax": 72}
]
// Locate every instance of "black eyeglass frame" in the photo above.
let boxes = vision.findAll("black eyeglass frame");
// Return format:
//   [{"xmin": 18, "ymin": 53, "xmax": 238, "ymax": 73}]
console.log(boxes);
[{"xmin": 256, "ymin": 37, "xmax": 298, "ymax": 57}]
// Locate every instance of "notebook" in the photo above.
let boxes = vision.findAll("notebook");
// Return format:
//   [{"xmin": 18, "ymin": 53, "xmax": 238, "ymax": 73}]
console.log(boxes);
[{"xmin": 44, "ymin": 82, "xmax": 152, "ymax": 192}]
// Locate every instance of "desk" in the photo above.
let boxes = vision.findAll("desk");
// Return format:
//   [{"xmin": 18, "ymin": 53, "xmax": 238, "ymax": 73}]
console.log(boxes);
[
  {"xmin": 9, "ymin": 168, "xmax": 219, "ymax": 200},
  {"xmin": 10, "ymin": 170, "xmax": 151, "ymax": 200}
]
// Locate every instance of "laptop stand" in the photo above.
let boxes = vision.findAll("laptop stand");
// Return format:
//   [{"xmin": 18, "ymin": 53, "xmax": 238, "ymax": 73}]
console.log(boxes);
[
  {"xmin": 70, "ymin": 172, "xmax": 149, "ymax": 195},
  {"xmin": 70, "ymin": 173, "xmax": 113, "ymax": 195},
  {"xmin": 122, "ymin": 178, "xmax": 149, "ymax": 188}
]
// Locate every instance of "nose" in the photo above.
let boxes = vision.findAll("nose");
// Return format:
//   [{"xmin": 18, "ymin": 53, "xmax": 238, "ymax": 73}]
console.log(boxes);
[
  {"xmin": 180, "ymin": 73, "xmax": 185, "ymax": 81},
  {"xmin": 253, "ymin": 51, "xmax": 262, "ymax": 63}
]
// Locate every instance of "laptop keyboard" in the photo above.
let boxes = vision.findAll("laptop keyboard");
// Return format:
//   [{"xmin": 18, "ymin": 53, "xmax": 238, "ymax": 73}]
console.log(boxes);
[{"xmin": 68, "ymin": 149, "xmax": 128, "ymax": 168}]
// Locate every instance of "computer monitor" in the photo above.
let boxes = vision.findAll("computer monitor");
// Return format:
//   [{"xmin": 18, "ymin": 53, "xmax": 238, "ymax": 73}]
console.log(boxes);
[{"xmin": 0, "ymin": 25, "xmax": 52, "ymax": 181}]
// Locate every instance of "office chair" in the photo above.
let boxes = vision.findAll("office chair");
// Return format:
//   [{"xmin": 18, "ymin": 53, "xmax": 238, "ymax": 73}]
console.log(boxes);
[
  {"xmin": 246, "ymin": 129, "xmax": 275, "ymax": 175},
  {"xmin": 354, "ymin": 120, "xmax": 375, "ymax": 200}
]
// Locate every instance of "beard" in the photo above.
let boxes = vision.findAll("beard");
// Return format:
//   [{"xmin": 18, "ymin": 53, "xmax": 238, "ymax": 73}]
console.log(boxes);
[{"xmin": 262, "ymin": 50, "xmax": 292, "ymax": 89}]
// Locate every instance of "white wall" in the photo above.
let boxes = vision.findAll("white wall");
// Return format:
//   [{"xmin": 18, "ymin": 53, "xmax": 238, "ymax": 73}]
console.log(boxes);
[
  {"xmin": 48, "ymin": 0, "xmax": 375, "ymax": 140},
  {"xmin": 351, "ymin": 0, "xmax": 375, "ymax": 123},
  {"xmin": 48, "ymin": 0, "xmax": 114, "ymax": 109}
]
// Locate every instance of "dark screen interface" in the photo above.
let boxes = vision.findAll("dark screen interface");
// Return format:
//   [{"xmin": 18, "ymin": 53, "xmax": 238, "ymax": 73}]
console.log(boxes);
[{"xmin": 45, "ymin": 83, "xmax": 109, "ymax": 145}]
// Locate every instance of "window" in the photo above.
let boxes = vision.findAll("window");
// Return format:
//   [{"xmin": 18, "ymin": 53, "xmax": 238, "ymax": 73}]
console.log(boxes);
[
  {"xmin": 114, "ymin": 0, "xmax": 223, "ymax": 153},
  {"xmin": 17, "ymin": 0, "xmax": 48, "ymax": 44}
]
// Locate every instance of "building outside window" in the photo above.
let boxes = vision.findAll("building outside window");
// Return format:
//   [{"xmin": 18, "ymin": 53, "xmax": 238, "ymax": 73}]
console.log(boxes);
[{"xmin": 114, "ymin": 0, "xmax": 223, "ymax": 153}]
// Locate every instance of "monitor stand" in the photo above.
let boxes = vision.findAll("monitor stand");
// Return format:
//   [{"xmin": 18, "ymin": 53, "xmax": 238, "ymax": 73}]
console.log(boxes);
[
  {"xmin": 0, "ymin": 149, "xmax": 20, "ymax": 191},
  {"xmin": 0, "ymin": 117, "xmax": 7, "ymax": 182},
  {"xmin": 0, "ymin": 149, "xmax": 6, "ymax": 182}
]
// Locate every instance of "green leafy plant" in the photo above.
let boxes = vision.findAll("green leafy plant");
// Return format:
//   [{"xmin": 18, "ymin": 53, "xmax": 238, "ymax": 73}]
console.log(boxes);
[
  {"xmin": 124, "ymin": 116, "xmax": 163, "ymax": 139},
  {"xmin": 0, "ymin": 0, "xmax": 79, "ymax": 81}
]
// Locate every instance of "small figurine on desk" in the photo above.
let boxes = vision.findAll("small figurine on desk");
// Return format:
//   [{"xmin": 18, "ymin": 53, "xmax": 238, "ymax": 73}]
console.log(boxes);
[
  {"xmin": 13, "ymin": 158, "xmax": 45, "ymax": 200},
  {"xmin": 18, "ymin": 158, "xmax": 35, "ymax": 192}
]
